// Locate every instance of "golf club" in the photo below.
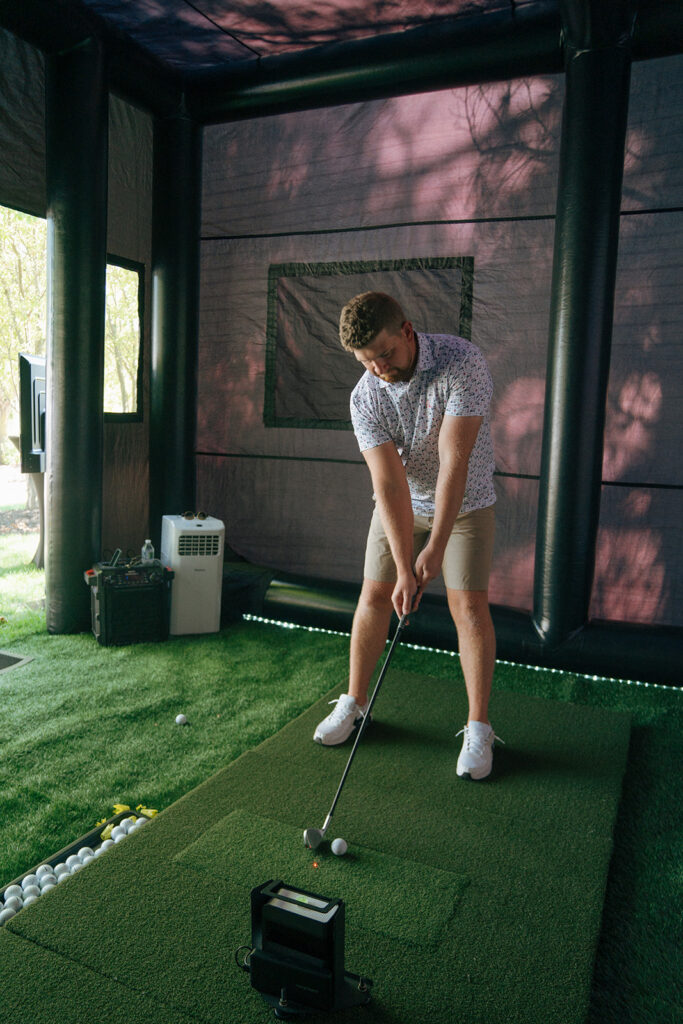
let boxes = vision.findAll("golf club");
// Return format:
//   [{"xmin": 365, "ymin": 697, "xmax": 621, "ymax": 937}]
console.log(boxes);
[{"xmin": 303, "ymin": 612, "xmax": 409, "ymax": 850}]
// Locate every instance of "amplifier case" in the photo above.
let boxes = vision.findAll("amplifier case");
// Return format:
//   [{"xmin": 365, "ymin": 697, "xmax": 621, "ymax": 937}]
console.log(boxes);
[{"xmin": 84, "ymin": 562, "xmax": 173, "ymax": 645}]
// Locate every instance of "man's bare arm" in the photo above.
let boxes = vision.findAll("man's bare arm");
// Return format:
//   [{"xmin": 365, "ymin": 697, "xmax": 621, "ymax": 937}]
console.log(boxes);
[
  {"xmin": 362, "ymin": 441, "xmax": 417, "ymax": 616},
  {"xmin": 413, "ymin": 415, "xmax": 483, "ymax": 602}
]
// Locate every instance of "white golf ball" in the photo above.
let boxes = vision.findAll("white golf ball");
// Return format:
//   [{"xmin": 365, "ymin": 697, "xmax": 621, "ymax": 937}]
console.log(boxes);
[
  {"xmin": 36, "ymin": 865, "xmax": 53, "ymax": 880},
  {"xmin": 331, "ymin": 838, "xmax": 348, "ymax": 856},
  {"xmin": 175, "ymin": 713, "xmax": 187, "ymax": 726},
  {"xmin": 39, "ymin": 873, "xmax": 57, "ymax": 889},
  {"xmin": 99, "ymin": 839, "xmax": 115, "ymax": 853},
  {"xmin": 22, "ymin": 885, "xmax": 40, "ymax": 899},
  {"xmin": 111, "ymin": 826, "xmax": 126, "ymax": 842},
  {"xmin": 40, "ymin": 883, "xmax": 56, "ymax": 895},
  {"xmin": 57, "ymin": 871, "xmax": 70, "ymax": 883},
  {"xmin": 21, "ymin": 874, "xmax": 39, "ymax": 890},
  {"xmin": 53, "ymin": 864, "xmax": 69, "ymax": 879},
  {"xmin": 120, "ymin": 817, "xmax": 137, "ymax": 834},
  {"xmin": 78, "ymin": 847, "xmax": 95, "ymax": 861},
  {"xmin": 4, "ymin": 895, "xmax": 23, "ymax": 913},
  {"xmin": 133, "ymin": 816, "xmax": 148, "ymax": 829},
  {"xmin": 4, "ymin": 885, "xmax": 23, "ymax": 901},
  {"xmin": 66, "ymin": 854, "xmax": 81, "ymax": 871},
  {"xmin": 0, "ymin": 907, "xmax": 17, "ymax": 925},
  {"xmin": 22, "ymin": 894, "xmax": 39, "ymax": 907}
]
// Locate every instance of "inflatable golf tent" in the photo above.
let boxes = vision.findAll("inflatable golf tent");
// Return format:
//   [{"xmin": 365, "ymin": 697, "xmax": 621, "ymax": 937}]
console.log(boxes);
[{"xmin": 0, "ymin": 1, "xmax": 680, "ymax": 684}]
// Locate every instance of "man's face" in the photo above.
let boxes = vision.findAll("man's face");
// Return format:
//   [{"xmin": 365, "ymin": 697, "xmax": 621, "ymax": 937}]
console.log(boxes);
[{"xmin": 354, "ymin": 322, "xmax": 417, "ymax": 383}]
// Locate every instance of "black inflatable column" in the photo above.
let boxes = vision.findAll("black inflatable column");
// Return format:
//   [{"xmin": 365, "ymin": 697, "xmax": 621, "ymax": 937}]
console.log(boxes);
[
  {"xmin": 533, "ymin": 1, "xmax": 636, "ymax": 646},
  {"xmin": 45, "ymin": 37, "xmax": 108, "ymax": 633},
  {"xmin": 149, "ymin": 114, "xmax": 201, "ymax": 548}
]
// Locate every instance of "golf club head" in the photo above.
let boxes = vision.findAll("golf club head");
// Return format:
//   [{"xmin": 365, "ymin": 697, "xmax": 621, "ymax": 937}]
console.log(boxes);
[{"xmin": 303, "ymin": 827, "xmax": 325, "ymax": 850}]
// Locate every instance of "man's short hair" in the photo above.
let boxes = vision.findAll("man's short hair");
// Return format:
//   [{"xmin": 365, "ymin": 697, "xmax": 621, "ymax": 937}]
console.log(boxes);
[{"xmin": 339, "ymin": 292, "xmax": 406, "ymax": 351}]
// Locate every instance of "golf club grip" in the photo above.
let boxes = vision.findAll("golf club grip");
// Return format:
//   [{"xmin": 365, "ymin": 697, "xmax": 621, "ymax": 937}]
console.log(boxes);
[{"xmin": 326, "ymin": 614, "xmax": 407, "ymax": 823}]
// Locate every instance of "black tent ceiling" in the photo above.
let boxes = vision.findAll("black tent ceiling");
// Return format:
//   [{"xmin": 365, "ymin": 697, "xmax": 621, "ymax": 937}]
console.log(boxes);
[
  {"xmin": 0, "ymin": 1, "xmax": 681, "ymax": 120},
  {"xmin": 78, "ymin": 0, "xmax": 517, "ymax": 70}
]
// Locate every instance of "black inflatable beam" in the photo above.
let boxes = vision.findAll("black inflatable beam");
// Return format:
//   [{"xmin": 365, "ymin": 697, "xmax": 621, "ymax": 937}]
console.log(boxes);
[
  {"xmin": 261, "ymin": 575, "xmax": 681, "ymax": 687},
  {"xmin": 533, "ymin": 1, "xmax": 635, "ymax": 647},
  {"xmin": 149, "ymin": 114, "xmax": 202, "ymax": 550},
  {"xmin": 45, "ymin": 37, "xmax": 108, "ymax": 634}
]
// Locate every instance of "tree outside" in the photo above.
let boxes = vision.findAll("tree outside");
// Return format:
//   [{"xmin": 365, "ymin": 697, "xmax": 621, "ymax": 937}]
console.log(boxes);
[
  {"xmin": 104, "ymin": 260, "xmax": 141, "ymax": 415},
  {"xmin": 0, "ymin": 204, "xmax": 142, "ymax": 472},
  {"xmin": 0, "ymin": 205, "xmax": 47, "ymax": 466}
]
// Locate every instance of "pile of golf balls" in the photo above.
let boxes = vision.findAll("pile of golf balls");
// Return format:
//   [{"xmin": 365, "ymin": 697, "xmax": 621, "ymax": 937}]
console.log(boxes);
[{"xmin": 0, "ymin": 815, "xmax": 148, "ymax": 926}]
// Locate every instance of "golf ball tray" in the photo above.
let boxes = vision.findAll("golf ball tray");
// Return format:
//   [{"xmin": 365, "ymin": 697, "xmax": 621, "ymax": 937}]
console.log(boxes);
[{"xmin": 0, "ymin": 809, "xmax": 151, "ymax": 926}]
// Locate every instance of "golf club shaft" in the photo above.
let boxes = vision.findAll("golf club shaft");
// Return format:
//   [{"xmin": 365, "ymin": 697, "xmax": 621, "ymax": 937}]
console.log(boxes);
[{"xmin": 323, "ymin": 613, "xmax": 408, "ymax": 829}]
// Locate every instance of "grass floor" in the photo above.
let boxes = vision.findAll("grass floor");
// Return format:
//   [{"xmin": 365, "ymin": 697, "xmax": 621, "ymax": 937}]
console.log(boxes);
[
  {"xmin": 2, "ymin": 674, "xmax": 630, "ymax": 1024},
  {"xmin": 1, "ymin": 529, "xmax": 681, "ymax": 1021}
]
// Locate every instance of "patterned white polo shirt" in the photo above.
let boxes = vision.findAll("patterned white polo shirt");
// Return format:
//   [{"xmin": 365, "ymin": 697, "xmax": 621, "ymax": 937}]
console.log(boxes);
[{"xmin": 350, "ymin": 332, "xmax": 496, "ymax": 515}]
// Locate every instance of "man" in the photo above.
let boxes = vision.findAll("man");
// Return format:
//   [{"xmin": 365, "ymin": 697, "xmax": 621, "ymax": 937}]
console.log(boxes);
[{"xmin": 313, "ymin": 291, "xmax": 501, "ymax": 780}]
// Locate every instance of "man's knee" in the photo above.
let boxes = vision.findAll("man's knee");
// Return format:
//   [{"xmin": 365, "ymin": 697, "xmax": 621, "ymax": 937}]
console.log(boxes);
[
  {"xmin": 358, "ymin": 578, "xmax": 395, "ymax": 613},
  {"xmin": 447, "ymin": 589, "xmax": 492, "ymax": 630}
]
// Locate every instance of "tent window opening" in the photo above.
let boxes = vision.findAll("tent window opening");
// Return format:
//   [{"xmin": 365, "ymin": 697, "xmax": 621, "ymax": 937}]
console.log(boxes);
[{"xmin": 104, "ymin": 256, "xmax": 143, "ymax": 420}]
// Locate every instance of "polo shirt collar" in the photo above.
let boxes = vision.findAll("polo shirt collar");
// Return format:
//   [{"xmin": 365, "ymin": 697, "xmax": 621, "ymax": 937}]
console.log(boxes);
[{"xmin": 377, "ymin": 331, "xmax": 432, "ymax": 388}]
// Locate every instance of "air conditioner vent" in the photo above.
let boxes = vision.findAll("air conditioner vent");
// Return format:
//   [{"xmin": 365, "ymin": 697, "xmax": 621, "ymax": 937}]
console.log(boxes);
[{"xmin": 178, "ymin": 534, "xmax": 221, "ymax": 557}]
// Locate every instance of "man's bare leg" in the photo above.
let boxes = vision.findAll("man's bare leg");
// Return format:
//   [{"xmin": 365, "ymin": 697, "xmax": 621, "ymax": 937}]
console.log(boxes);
[
  {"xmin": 446, "ymin": 589, "xmax": 496, "ymax": 723},
  {"xmin": 348, "ymin": 578, "xmax": 395, "ymax": 707}
]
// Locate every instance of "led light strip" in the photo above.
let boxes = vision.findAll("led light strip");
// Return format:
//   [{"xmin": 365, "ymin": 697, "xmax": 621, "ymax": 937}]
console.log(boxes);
[{"xmin": 242, "ymin": 613, "xmax": 679, "ymax": 692}]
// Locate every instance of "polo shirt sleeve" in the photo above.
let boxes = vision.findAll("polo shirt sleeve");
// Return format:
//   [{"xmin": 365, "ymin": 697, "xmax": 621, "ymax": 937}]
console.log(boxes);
[
  {"xmin": 350, "ymin": 380, "xmax": 392, "ymax": 452},
  {"xmin": 445, "ymin": 345, "xmax": 493, "ymax": 417}
]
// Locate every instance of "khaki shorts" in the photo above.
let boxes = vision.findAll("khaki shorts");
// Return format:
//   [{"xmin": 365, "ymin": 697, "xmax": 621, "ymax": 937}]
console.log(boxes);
[{"xmin": 363, "ymin": 504, "xmax": 495, "ymax": 592}]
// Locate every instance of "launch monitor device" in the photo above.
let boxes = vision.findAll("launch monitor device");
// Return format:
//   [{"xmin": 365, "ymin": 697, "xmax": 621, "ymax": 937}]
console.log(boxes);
[{"xmin": 237, "ymin": 880, "xmax": 372, "ymax": 1019}]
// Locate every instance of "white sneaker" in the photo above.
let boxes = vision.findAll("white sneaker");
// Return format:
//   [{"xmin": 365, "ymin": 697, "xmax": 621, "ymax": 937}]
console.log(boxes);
[
  {"xmin": 456, "ymin": 721, "xmax": 503, "ymax": 780},
  {"xmin": 313, "ymin": 694, "xmax": 370, "ymax": 746}
]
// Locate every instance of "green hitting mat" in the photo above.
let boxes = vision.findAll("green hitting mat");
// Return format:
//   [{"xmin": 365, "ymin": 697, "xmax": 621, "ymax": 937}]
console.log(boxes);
[
  {"xmin": 3, "ymin": 671, "xmax": 630, "ymax": 1024},
  {"xmin": 176, "ymin": 808, "xmax": 468, "ymax": 945}
]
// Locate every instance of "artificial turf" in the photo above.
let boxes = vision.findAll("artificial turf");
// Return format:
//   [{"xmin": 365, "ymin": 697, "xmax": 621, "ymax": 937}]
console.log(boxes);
[
  {"xmin": 3, "ymin": 666, "xmax": 630, "ymax": 1023},
  {"xmin": 1, "ymin": 585, "xmax": 681, "ymax": 1022}
]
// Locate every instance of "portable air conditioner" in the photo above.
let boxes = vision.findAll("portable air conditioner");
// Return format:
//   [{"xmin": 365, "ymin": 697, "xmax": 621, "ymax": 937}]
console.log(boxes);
[{"xmin": 161, "ymin": 514, "xmax": 224, "ymax": 635}]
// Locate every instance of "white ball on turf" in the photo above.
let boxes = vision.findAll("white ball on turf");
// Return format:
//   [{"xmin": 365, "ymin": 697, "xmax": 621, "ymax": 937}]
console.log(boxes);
[
  {"xmin": 331, "ymin": 838, "xmax": 348, "ymax": 856},
  {"xmin": 4, "ymin": 885, "xmax": 23, "ymax": 901},
  {"xmin": 22, "ymin": 885, "xmax": 40, "ymax": 899},
  {"xmin": 36, "ymin": 865, "xmax": 53, "ymax": 880},
  {"xmin": 111, "ymin": 826, "xmax": 126, "ymax": 842},
  {"xmin": 78, "ymin": 847, "xmax": 95, "ymax": 861},
  {"xmin": 21, "ymin": 874, "xmax": 39, "ymax": 890},
  {"xmin": 0, "ymin": 907, "xmax": 17, "ymax": 925},
  {"xmin": 4, "ymin": 895, "xmax": 23, "ymax": 913},
  {"xmin": 175, "ymin": 713, "xmax": 188, "ymax": 726}
]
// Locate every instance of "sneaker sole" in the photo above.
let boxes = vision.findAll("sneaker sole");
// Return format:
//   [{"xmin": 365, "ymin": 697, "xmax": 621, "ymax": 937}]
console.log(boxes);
[{"xmin": 456, "ymin": 768, "xmax": 491, "ymax": 781}]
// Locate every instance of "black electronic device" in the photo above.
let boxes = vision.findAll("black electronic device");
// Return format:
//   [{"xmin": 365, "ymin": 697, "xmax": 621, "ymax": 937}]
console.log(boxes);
[
  {"xmin": 84, "ymin": 560, "xmax": 174, "ymax": 645},
  {"xmin": 18, "ymin": 351, "xmax": 46, "ymax": 474},
  {"xmin": 237, "ymin": 880, "xmax": 372, "ymax": 1019}
]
